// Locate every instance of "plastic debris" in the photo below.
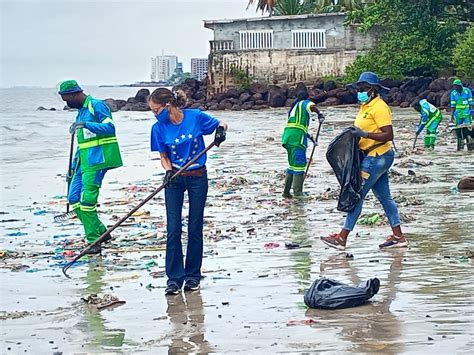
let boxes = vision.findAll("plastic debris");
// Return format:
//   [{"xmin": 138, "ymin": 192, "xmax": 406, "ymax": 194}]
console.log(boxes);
[
  {"xmin": 286, "ymin": 319, "xmax": 317, "ymax": 326},
  {"xmin": 357, "ymin": 213, "xmax": 384, "ymax": 226},
  {"xmin": 6, "ymin": 232, "xmax": 28, "ymax": 237},
  {"xmin": 264, "ymin": 242, "xmax": 280, "ymax": 249},
  {"xmin": 81, "ymin": 293, "xmax": 126, "ymax": 310}
]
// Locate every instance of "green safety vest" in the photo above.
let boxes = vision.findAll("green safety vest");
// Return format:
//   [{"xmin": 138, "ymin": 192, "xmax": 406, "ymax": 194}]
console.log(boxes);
[
  {"xmin": 77, "ymin": 97, "xmax": 123, "ymax": 171},
  {"xmin": 282, "ymin": 100, "xmax": 311, "ymax": 149}
]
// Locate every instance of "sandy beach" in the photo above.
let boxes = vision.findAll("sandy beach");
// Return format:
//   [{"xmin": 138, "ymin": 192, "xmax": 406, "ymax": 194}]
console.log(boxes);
[{"xmin": 1, "ymin": 92, "xmax": 473, "ymax": 353}]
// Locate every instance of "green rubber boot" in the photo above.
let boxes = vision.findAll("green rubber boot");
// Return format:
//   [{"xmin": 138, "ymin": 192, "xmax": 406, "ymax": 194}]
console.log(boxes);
[
  {"xmin": 282, "ymin": 172, "xmax": 293, "ymax": 198},
  {"xmin": 292, "ymin": 174, "xmax": 305, "ymax": 197}
]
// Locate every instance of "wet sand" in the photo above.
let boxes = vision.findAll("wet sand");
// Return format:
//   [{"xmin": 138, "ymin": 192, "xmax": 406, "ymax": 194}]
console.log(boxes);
[{"xmin": 1, "ymin": 107, "xmax": 473, "ymax": 353}]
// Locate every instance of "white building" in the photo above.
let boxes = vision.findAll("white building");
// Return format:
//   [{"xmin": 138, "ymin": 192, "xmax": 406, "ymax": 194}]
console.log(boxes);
[
  {"xmin": 191, "ymin": 58, "xmax": 208, "ymax": 81},
  {"xmin": 150, "ymin": 55, "xmax": 178, "ymax": 82}
]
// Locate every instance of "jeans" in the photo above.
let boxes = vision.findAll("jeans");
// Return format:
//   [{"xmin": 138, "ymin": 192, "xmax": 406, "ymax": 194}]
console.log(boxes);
[
  {"xmin": 165, "ymin": 172, "xmax": 208, "ymax": 287},
  {"xmin": 343, "ymin": 150, "xmax": 400, "ymax": 231}
]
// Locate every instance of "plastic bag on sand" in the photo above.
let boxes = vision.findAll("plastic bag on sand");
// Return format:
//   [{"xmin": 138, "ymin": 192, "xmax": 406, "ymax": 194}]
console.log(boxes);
[
  {"xmin": 326, "ymin": 128, "xmax": 362, "ymax": 212},
  {"xmin": 304, "ymin": 278, "xmax": 380, "ymax": 309}
]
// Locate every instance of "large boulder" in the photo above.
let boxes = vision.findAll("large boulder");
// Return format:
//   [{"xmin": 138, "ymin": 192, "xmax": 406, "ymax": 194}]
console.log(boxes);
[
  {"xmin": 379, "ymin": 79, "xmax": 403, "ymax": 89},
  {"xmin": 254, "ymin": 99, "xmax": 266, "ymax": 105},
  {"xmin": 440, "ymin": 91, "xmax": 451, "ymax": 108},
  {"xmin": 428, "ymin": 78, "xmax": 447, "ymax": 93},
  {"xmin": 104, "ymin": 98, "xmax": 118, "ymax": 112},
  {"xmin": 226, "ymin": 88, "xmax": 242, "ymax": 99},
  {"xmin": 323, "ymin": 80, "xmax": 337, "ymax": 91},
  {"xmin": 231, "ymin": 104, "xmax": 242, "ymax": 111},
  {"xmin": 121, "ymin": 102, "xmax": 150, "ymax": 111},
  {"xmin": 285, "ymin": 98, "xmax": 296, "ymax": 107},
  {"xmin": 192, "ymin": 89, "xmax": 206, "ymax": 101},
  {"xmin": 135, "ymin": 88, "xmax": 150, "ymax": 103},
  {"xmin": 336, "ymin": 89, "xmax": 357, "ymax": 104},
  {"xmin": 326, "ymin": 88, "xmax": 344, "ymax": 97},
  {"xmin": 320, "ymin": 97, "xmax": 341, "ymax": 106},
  {"xmin": 268, "ymin": 85, "xmax": 287, "ymax": 107},
  {"xmin": 239, "ymin": 92, "xmax": 252, "ymax": 102},
  {"xmin": 313, "ymin": 78, "xmax": 324, "ymax": 90},
  {"xmin": 249, "ymin": 83, "xmax": 268, "ymax": 95},
  {"xmin": 252, "ymin": 93, "xmax": 264, "ymax": 102},
  {"xmin": 115, "ymin": 99, "xmax": 127, "ymax": 110},
  {"xmin": 241, "ymin": 101, "xmax": 254, "ymax": 110},
  {"xmin": 184, "ymin": 78, "xmax": 200, "ymax": 89},
  {"xmin": 415, "ymin": 89, "xmax": 431, "ymax": 102},
  {"xmin": 399, "ymin": 101, "xmax": 410, "ymax": 108},
  {"xmin": 458, "ymin": 176, "xmax": 474, "ymax": 191}
]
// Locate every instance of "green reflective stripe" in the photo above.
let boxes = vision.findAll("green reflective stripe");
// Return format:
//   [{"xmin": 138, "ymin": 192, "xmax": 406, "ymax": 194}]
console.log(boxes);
[
  {"xmin": 71, "ymin": 202, "xmax": 80, "ymax": 210},
  {"xmin": 102, "ymin": 117, "xmax": 113, "ymax": 124},
  {"xmin": 87, "ymin": 100, "xmax": 94, "ymax": 116},
  {"xmin": 425, "ymin": 111, "xmax": 441, "ymax": 127},
  {"xmin": 78, "ymin": 137, "xmax": 118, "ymax": 149},
  {"xmin": 287, "ymin": 123, "xmax": 308, "ymax": 131},
  {"xmin": 80, "ymin": 205, "xmax": 97, "ymax": 212},
  {"xmin": 289, "ymin": 165, "xmax": 306, "ymax": 171}
]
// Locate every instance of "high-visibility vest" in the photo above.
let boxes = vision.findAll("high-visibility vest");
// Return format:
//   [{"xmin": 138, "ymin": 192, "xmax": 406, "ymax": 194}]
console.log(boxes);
[
  {"xmin": 450, "ymin": 88, "xmax": 473, "ymax": 111},
  {"xmin": 286, "ymin": 100, "xmax": 310, "ymax": 133},
  {"xmin": 77, "ymin": 96, "xmax": 123, "ymax": 171}
]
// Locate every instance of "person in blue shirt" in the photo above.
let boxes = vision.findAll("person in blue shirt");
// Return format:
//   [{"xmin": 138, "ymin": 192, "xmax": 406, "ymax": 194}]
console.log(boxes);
[{"xmin": 149, "ymin": 88, "xmax": 228, "ymax": 296}]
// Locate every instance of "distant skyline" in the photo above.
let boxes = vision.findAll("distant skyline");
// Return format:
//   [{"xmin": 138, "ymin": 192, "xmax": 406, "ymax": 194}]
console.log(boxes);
[{"xmin": 0, "ymin": 0, "xmax": 262, "ymax": 87}]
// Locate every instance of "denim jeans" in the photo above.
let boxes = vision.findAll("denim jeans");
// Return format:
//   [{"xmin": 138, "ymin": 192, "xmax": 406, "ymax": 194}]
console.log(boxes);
[
  {"xmin": 343, "ymin": 149, "xmax": 400, "ymax": 231},
  {"xmin": 164, "ymin": 172, "xmax": 208, "ymax": 287}
]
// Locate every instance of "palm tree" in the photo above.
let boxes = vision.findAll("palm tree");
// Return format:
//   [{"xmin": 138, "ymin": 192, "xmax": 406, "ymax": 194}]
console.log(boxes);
[
  {"xmin": 247, "ymin": 0, "xmax": 276, "ymax": 14},
  {"xmin": 274, "ymin": 0, "xmax": 317, "ymax": 15}
]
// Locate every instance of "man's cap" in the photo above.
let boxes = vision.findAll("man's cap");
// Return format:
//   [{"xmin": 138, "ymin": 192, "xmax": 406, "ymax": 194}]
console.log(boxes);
[
  {"xmin": 452, "ymin": 79, "xmax": 463, "ymax": 86},
  {"xmin": 58, "ymin": 80, "xmax": 83, "ymax": 95}
]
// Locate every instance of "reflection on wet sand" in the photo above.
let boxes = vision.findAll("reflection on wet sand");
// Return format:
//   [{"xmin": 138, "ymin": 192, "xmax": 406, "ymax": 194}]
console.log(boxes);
[
  {"xmin": 307, "ymin": 252, "xmax": 405, "ymax": 353},
  {"xmin": 165, "ymin": 291, "xmax": 211, "ymax": 354},
  {"xmin": 287, "ymin": 201, "xmax": 313, "ymax": 292},
  {"xmin": 78, "ymin": 262, "xmax": 126, "ymax": 352}
]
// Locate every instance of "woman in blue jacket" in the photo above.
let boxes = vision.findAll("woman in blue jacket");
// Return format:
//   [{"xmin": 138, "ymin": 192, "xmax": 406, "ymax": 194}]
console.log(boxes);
[{"xmin": 149, "ymin": 88, "xmax": 227, "ymax": 295}]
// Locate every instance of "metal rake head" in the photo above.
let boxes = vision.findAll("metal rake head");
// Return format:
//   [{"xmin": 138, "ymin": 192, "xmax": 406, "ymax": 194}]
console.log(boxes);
[{"xmin": 53, "ymin": 211, "xmax": 76, "ymax": 223}]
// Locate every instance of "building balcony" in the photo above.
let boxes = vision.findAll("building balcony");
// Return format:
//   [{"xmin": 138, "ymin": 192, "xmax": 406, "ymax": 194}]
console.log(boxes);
[{"xmin": 210, "ymin": 40, "xmax": 235, "ymax": 52}]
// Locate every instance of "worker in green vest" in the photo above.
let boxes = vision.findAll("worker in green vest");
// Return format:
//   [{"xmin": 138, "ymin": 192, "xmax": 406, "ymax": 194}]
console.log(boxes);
[
  {"xmin": 282, "ymin": 90, "xmax": 324, "ymax": 198},
  {"xmin": 59, "ymin": 80, "xmax": 123, "ymax": 254},
  {"xmin": 413, "ymin": 99, "xmax": 443, "ymax": 150}
]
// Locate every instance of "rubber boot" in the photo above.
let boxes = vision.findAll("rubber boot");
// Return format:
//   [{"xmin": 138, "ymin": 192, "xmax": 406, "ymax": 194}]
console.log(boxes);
[
  {"xmin": 292, "ymin": 174, "xmax": 305, "ymax": 197},
  {"xmin": 282, "ymin": 172, "xmax": 293, "ymax": 198}
]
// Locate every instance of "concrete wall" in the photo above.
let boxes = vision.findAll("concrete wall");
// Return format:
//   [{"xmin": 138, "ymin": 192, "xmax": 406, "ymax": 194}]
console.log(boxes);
[
  {"xmin": 205, "ymin": 14, "xmax": 377, "ymax": 93},
  {"xmin": 209, "ymin": 49, "xmax": 360, "ymax": 93}
]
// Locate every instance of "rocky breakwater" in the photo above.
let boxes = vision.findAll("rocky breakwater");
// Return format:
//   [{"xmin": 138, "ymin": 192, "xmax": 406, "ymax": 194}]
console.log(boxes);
[{"xmin": 76, "ymin": 76, "xmax": 473, "ymax": 113}]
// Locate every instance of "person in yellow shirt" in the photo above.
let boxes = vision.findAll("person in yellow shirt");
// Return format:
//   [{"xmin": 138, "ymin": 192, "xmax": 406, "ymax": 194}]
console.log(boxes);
[{"xmin": 321, "ymin": 72, "xmax": 408, "ymax": 250}]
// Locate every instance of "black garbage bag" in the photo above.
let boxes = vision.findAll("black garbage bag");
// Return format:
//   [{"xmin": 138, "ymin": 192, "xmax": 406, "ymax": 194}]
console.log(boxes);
[
  {"xmin": 326, "ymin": 128, "xmax": 362, "ymax": 212},
  {"xmin": 304, "ymin": 277, "xmax": 380, "ymax": 309}
]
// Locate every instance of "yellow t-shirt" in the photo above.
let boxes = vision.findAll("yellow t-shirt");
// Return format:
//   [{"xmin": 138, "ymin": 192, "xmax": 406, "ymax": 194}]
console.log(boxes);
[{"xmin": 354, "ymin": 96, "xmax": 392, "ymax": 156}]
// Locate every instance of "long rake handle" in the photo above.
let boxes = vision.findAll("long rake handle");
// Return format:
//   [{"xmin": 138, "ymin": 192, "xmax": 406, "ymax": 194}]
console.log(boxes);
[
  {"xmin": 62, "ymin": 142, "xmax": 216, "ymax": 278},
  {"xmin": 66, "ymin": 133, "xmax": 75, "ymax": 213},
  {"xmin": 304, "ymin": 120, "xmax": 323, "ymax": 180}
]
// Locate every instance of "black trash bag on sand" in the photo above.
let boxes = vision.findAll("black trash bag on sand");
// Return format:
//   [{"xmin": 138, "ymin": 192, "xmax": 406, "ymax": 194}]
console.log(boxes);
[
  {"xmin": 326, "ymin": 128, "xmax": 362, "ymax": 212},
  {"xmin": 304, "ymin": 278, "xmax": 380, "ymax": 309}
]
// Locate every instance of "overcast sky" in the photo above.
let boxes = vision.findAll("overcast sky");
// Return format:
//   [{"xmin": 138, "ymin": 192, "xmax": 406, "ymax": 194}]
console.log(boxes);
[{"xmin": 0, "ymin": 0, "xmax": 262, "ymax": 87}]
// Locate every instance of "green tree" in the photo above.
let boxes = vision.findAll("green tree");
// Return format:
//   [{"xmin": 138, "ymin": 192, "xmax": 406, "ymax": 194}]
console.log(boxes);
[
  {"xmin": 247, "ymin": 0, "xmax": 276, "ymax": 14},
  {"xmin": 274, "ymin": 0, "xmax": 316, "ymax": 15},
  {"xmin": 453, "ymin": 26, "xmax": 474, "ymax": 79},
  {"xmin": 344, "ymin": 0, "xmax": 466, "ymax": 80}
]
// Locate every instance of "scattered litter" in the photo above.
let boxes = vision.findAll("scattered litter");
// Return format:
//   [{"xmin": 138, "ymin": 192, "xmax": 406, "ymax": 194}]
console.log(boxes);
[
  {"xmin": 264, "ymin": 242, "xmax": 280, "ymax": 249},
  {"xmin": 6, "ymin": 232, "xmax": 28, "ymax": 237},
  {"xmin": 81, "ymin": 294, "xmax": 126, "ymax": 310},
  {"xmin": 286, "ymin": 319, "xmax": 317, "ymax": 326},
  {"xmin": 357, "ymin": 213, "xmax": 384, "ymax": 226}
]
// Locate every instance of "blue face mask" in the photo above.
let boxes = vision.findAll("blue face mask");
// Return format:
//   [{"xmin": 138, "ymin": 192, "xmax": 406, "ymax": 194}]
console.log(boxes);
[
  {"xmin": 155, "ymin": 108, "xmax": 170, "ymax": 123},
  {"xmin": 357, "ymin": 92, "xmax": 370, "ymax": 104}
]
